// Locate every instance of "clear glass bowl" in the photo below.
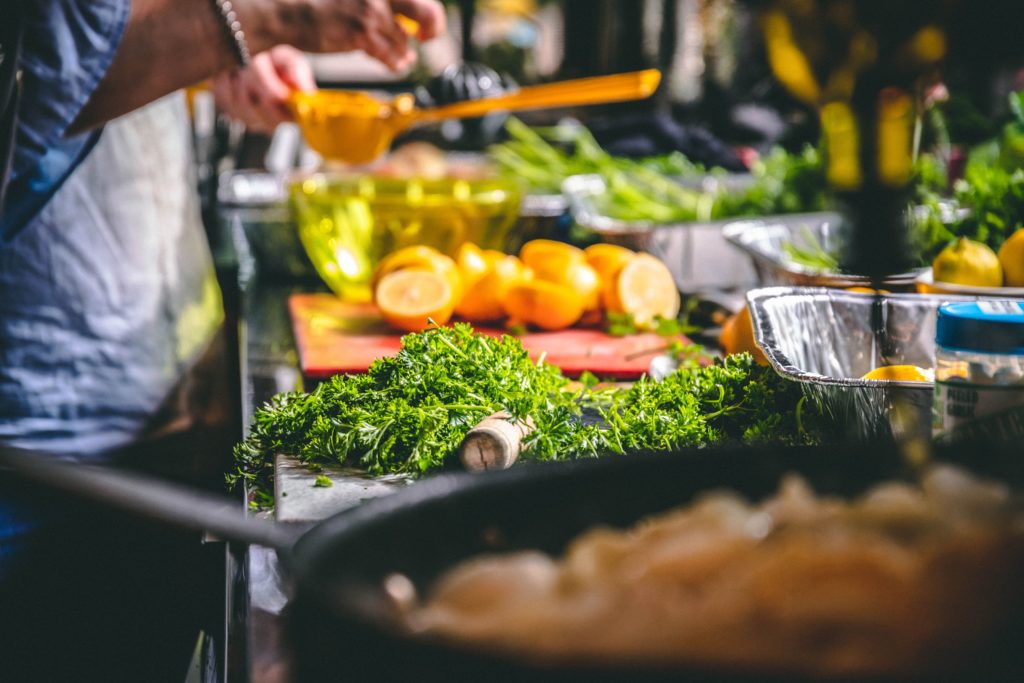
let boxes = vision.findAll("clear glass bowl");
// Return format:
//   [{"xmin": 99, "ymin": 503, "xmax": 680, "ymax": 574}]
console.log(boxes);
[{"xmin": 291, "ymin": 174, "xmax": 522, "ymax": 301}]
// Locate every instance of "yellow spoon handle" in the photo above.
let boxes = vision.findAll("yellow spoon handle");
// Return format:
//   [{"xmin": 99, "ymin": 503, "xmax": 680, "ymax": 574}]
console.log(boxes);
[{"xmin": 413, "ymin": 69, "xmax": 662, "ymax": 123}]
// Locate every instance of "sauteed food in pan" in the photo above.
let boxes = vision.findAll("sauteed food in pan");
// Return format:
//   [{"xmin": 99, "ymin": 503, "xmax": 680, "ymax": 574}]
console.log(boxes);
[{"xmin": 395, "ymin": 465, "xmax": 1024, "ymax": 678}]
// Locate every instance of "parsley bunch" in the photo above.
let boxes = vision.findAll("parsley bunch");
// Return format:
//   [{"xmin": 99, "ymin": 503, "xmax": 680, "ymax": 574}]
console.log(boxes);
[
  {"xmin": 230, "ymin": 327, "xmax": 831, "ymax": 503},
  {"xmin": 229, "ymin": 324, "xmax": 579, "ymax": 494}
]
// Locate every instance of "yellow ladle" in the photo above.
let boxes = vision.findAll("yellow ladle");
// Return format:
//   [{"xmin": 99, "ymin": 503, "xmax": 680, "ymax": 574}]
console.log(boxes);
[{"xmin": 289, "ymin": 69, "xmax": 662, "ymax": 164}]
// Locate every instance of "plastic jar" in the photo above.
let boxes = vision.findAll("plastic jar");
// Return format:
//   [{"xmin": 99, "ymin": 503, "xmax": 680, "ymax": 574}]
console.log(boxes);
[{"xmin": 933, "ymin": 300, "xmax": 1024, "ymax": 443}]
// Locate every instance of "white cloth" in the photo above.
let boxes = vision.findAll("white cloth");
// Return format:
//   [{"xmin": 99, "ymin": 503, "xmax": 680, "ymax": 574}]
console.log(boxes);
[{"xmin": 0, "ymin": 92, "xmax": 223, "ymax": 455}]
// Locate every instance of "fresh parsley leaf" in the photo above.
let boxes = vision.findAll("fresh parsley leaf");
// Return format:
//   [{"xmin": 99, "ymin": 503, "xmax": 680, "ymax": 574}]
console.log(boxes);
[{"xmin": 231, "ymin": 326, "xmax": 834, "ymax": 509}]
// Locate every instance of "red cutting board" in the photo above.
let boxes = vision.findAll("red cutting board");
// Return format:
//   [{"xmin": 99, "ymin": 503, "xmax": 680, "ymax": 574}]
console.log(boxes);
[{"xmin": 289, "ymin": 293, "xmax": 684, "ymax": 380}]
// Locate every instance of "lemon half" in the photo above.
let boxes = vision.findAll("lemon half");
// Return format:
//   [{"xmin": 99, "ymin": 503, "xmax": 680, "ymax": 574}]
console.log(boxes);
[{"xmin": 861, "ymin": 365, "xmax": 934, "ymax": 382}]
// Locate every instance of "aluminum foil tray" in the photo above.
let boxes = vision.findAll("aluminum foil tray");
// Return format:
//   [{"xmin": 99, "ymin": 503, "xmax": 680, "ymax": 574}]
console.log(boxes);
[
  {"xmin": 563, "ymin": 174, "xmax": 808, "ymax": 292},
  {"xmin": 723, "ymin": 217, "xmax": 926, "ymax": 290},
  {"xmin": 747, "ymin": 287, "xmax": 976, "ymax": 443}
]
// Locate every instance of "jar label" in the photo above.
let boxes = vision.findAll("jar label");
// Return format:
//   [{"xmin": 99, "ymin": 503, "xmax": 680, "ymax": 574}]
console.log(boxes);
[
  {"xmin": 933, "ymin": 380, "xmax": 1024, "ymax": 443},
  {"xmin": 977, "ymin": 300, "xmax": 1024, "ymax": 316}
]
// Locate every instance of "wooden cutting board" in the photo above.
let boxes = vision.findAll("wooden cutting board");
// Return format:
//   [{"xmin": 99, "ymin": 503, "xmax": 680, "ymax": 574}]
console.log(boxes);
[{"xmin": 289, "ymin": 293, "xmax": 683, "ymax": 380}]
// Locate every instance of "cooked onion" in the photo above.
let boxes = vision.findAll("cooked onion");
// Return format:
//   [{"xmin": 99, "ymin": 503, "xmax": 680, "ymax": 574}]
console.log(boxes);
[{"xmin": 397, "ymin": 466, "xmax": 1024, "ymax": 678}]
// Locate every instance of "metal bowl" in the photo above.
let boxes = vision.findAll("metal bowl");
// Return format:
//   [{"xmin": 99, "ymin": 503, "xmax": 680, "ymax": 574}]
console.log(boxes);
[
  {"xmin": 563, "ymin": 174, "xmax": 778, "ymax": 292},
  {"xmin": 916, "ymin": 269, "xmax": 1024, "ymax": 297},
  {"xmin": 722, "ymin": 217, "xmax": 926, "ymax": 291}
]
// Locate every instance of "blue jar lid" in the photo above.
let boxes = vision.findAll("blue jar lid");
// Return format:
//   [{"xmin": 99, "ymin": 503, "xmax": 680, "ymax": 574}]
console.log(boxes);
[{"xmin": 936, "ymin": 301, "xmax": 1024, "ymax": 355}]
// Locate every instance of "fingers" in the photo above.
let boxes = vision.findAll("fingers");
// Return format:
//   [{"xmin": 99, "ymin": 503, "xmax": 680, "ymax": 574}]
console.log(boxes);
[
  {"xmin": 390, "ymin": 0, "xmax": 447, "ymax": 41},
  {"xmin": 358, "ymin": 0, "xmax": 415, "ymax": 72},
  {"xmin": 250, "ymin": 51, "xmax": 293, "ymax": 104},
  {"xmin": 291, "ymin": 0, "xmax": 445, "ymax": 70},
  {"xmin": 357, "ymin": 23, "xmax": 413, "ymax": 72},
  {"xmin": 212, "ymin": 62, "xmax": 286, "ymax": 133},
  {"xmin": 270, "ymin": 45, "xmax": 317, "ymax": 93},
  {"xmin": 233, "ymin": 70, "xmax": 281, "ymax": 133}
]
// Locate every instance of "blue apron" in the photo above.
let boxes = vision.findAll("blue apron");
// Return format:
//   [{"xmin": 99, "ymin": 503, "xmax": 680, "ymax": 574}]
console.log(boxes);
[{"xmin": 0, "ymin": 94, "xmax": 224, "ymax": 565}]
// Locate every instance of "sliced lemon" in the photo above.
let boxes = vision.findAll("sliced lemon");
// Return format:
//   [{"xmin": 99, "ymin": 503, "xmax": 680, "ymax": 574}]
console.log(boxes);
[
  {"xmin": 374, "ymin": 245, "xmax": 463, "ymax": 302},
  {"xmin": 608, "ymin": 254, "xmax": 680, "ymax": 325},
  {"xmin": 861, "ymin": 365, "xmax": 934, "ymax": 382},
  {"xmin": 375, "ymin": 269, "xmax": 455, "ymax": 332}
]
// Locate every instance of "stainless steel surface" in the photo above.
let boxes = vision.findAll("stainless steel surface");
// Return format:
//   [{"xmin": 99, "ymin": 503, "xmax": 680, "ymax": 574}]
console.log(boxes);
[
  {"xmin": 563, "ymin": 173, "xmax": 762, "ymax": 292},
  {"xmin": 746, "ymin": 287, "xmax": 976, "ymax": 442},
  {"xmin": 274, "ymin": 455, "xmax": 409, "ymax": 524},
  {"xmin": 520, "ymin": 192, "xmax": 567, "ymax": 218},
  {"xmin": 722, "ymin": 216, "xmax": 926, "ymax": 290},
  {"xmin": 218, "ymin": 170, "xmax": 318, "ymax": 280}
]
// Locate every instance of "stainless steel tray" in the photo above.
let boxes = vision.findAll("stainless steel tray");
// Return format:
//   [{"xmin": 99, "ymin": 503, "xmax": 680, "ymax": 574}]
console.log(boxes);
[
  {"xmin": 723, "ymin": 217, "xmax": 926, "ymax": 290},
  {"xmin": 563, "ymin": 173, "xmax": 802, "ymax": 292},
  {"xmin": 747, "ymin": 287, "xmax": 975, "ymax": 442}
]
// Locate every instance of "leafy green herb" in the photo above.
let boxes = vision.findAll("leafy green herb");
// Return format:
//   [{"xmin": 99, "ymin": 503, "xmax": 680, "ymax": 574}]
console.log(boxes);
[
  {"xmin": 231, "ymin": 326, "xmax": 832, "ymax": 506},
  {"xmin": 314, "ymin": 475, "xmax": 333, "ymax": 488},
  {"xmin": 781, "ymin": 226, "xmax": 840, "ymax": 271},
  {"xmin": 230, "ymin": 324, "xmax": 575, "ymax": 495},
  {"xmin": 604, "ymin": 298, "xmax": 700, "ymax": 338},
  {"xmin": 667, "ymin": 340, "xmax": 715, "ymax": 370},
  {"xmin": 913, "ymin": 162, "xmax": 1024, "ymax": 262}
]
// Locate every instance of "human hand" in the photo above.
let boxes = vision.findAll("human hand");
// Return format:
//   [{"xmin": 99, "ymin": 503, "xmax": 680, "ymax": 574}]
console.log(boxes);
[
  {"xmin": 212, "ymin": 45, "xmax": 316, "ymax": 133},
  {"xmin": 286, "ymin": 0, "xmax": 447, "ymax": 71}
]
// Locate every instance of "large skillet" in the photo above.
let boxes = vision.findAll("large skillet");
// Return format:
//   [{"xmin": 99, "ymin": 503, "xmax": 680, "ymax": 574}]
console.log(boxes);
[{"xmin": 2, "ymin": 442, "xmax": 1023, "ymax": 682}]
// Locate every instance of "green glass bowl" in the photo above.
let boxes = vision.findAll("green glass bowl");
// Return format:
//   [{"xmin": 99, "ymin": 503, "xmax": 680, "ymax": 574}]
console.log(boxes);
[{"xmin": 291, "ymin": 174, "xmax": 522, "ymax": 302}]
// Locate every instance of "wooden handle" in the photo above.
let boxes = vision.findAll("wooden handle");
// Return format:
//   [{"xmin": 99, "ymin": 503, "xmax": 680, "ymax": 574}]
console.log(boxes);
[{"xmin": 459, "ymin": 413, "xmax": 534, "ymax": 472}]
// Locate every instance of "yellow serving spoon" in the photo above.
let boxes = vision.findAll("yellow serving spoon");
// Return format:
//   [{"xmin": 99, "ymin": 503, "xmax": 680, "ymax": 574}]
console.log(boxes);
[{"xmin": 289, "ymin": 69, "xmax": 662, "ymax": 165}]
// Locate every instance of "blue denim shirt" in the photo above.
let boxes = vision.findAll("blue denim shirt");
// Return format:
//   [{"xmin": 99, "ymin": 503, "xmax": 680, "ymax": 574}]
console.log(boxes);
[
  {"xmin": 1, "ymin": 0, "xmax": 130, "ymax": 570},
  {"xmin": 1, "ymin": 0, "xmax": 129, "ymax": 240}
]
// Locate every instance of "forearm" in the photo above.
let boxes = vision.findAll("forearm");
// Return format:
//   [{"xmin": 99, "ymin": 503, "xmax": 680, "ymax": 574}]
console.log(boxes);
[
  {"xmin": 70, "ymin": 0, "xmax": 302, "ymax": 133},
  {"xmin": 69, "ymin": 0, "xmax": 446, "ymax": 133}
]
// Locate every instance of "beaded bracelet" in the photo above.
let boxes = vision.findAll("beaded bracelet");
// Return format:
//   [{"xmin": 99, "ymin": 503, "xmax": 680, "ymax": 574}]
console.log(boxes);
[{"xmin": 210, "ymin": 0, "xmax": 252, "ymax": 68}]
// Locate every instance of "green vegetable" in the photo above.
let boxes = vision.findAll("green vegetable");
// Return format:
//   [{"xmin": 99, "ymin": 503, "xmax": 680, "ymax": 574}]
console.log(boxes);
[
  {"xmin": 604, "ymin": 311, "xmax": 699, "ymax": 338},
  {"xmin": 718, "ymin": 145, "xmax": 827, "ymax": 218},
  {"xmin": 912, "ymin": 88, "xmax": 1024, "ymax": 263},
  {"xmin": 230, "ymin": 324, "xmax": 574, "ymax": 495},
  {"xmin": 231, "ymin": 326, "xmax": 831, "ymax": 505},
  {"xmin": 490, "ymin": 119, "xmax": 835, "ymax": 225},
  {"xmin": 913, "ymin": 162, "xmax": 1024, "ymax": 262},
  {"xmin": 782, "ymin": 226, "xmax": 840, "ymax": 272},
  {"xmin": 314, "ymin": 475, "xmax": 333, "ymax": 488}
]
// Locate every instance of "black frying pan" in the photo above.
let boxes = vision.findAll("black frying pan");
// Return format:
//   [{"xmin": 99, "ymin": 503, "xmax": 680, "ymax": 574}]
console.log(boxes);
[{"xmin": 2, "ymin": 442, "xmax": 1023, "ymax": 683}]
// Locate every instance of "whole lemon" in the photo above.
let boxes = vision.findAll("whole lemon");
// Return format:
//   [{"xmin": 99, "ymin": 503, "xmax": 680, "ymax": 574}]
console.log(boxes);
[
  {"xmin": 998, "ymin": 227, "xmax": 1024, "ymax": 287},
  {"xmin": 932, "ymin": 237, "xmax": 1003, "ymax": 288}
]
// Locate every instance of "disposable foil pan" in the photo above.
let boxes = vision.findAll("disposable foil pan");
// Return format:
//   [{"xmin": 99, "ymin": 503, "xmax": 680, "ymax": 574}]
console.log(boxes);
[
  {"xmin": 747, "ymin": 287, "xmax": 976, "ymax": 443},
  {"xmin": 563, "ymin": 173, "xmax": 811, "ymax": 292},
  {"xmin": 722, "ymin": 217, "xmax": 926, "ymax": 290}
]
